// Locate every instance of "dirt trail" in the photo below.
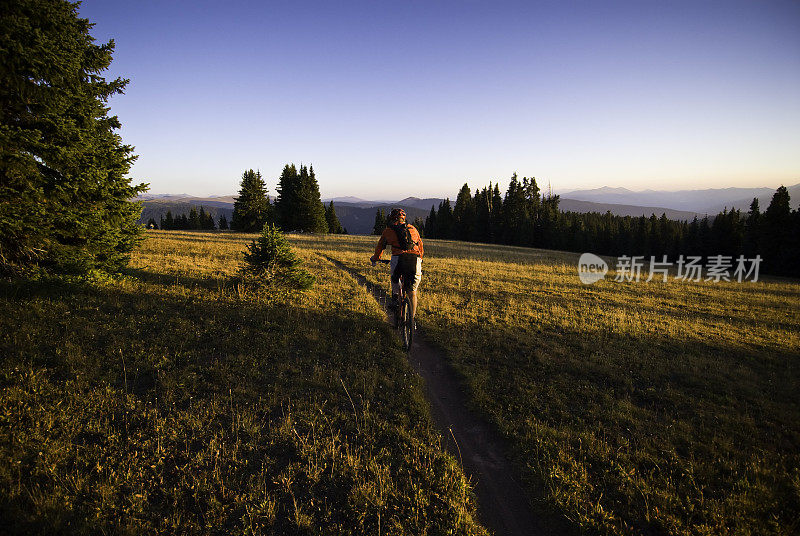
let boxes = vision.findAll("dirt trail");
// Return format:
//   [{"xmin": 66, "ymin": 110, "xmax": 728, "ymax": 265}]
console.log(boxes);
[{"xmin": 322, "ymin": 255, "xmax": 574, "ymax": 536}]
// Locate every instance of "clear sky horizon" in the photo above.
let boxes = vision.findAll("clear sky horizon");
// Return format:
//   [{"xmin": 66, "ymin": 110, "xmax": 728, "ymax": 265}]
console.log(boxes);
[{"xmin": 80, "ymin": 0, "xmax": 800, "ymax": 199}]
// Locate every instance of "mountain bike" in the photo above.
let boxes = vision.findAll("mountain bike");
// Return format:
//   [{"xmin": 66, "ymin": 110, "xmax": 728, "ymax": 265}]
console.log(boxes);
[{"xmin": 374, "ymin": 259, "xmax": 414, "ymax": 350}]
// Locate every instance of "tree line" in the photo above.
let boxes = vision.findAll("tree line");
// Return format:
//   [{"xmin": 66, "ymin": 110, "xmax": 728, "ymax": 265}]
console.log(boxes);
[
  {"xmin": 148, "ymin": 207, "xmax": 224, "ymax": 231},
  {"xmin": 227, "ymin": 166, "xmax": 344, "ymax": 234},
  {"xmin": 422, "ymin": 174, "xmax": 800, "ymax": 276},
  {"xmin": 148, "ymin": 166, "xmax": 346, "ymax": 234}
]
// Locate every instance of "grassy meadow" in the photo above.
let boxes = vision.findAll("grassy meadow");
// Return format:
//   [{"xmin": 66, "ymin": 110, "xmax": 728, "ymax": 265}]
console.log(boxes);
[
  {"xmin": 0, "ymin": 231, "xmax": 487, "ymax": 535},
  {"xmin": 2, "ymin": 229, "xmax": 798, "ymax": 535},
  {"xmin": 310, "ymin": 233, "xmax": 800, "ymax": 535}
]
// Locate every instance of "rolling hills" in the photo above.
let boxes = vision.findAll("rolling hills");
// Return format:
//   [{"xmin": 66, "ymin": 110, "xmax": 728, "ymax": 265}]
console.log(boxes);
[{"xmin": 135, "ymin": 182, "xmax": 800, "ymax": 233}]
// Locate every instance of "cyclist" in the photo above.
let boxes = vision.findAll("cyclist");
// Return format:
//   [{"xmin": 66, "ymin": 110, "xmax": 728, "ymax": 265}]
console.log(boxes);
[{"xmin": 370, "ymin": 208, "xmax": 424, "ymax": 322}]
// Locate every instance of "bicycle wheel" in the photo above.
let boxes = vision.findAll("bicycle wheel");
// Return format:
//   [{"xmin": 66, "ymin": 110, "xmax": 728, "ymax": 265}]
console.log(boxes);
[
  {"xmin": 392, "ymin": 293, "xmax": 400, "ymax": 328},
  {"xmin": 400, "ymin": 297, "xmax": 413, "ymax": 350}
]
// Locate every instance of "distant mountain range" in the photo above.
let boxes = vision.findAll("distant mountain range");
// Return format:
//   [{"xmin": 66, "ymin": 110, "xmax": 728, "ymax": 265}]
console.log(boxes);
[
  {"xmin": 557, "ymin": 199, "xmax": 700, "ymax": 221},
  {"xmin": 559, "ymin": 183, "xmax": 800, "ymax": 214},
  {"xmin": 136, "ymin": 182, "xmax": 799, "ymax": 234}
]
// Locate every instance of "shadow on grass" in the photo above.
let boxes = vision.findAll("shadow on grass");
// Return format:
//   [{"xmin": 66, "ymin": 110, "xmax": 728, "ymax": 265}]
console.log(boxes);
[
  {"xmin": 122, "ymin": 267, "xmax": 234, "ymax": 292},
  {"xmin": 2, "ymin": 269, "xmax": 468, "ymax": 534}
]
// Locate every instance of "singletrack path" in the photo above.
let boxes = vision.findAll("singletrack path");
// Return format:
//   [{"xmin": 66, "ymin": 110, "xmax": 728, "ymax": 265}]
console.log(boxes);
[{"xmin": 322, "ymin": 255, "xmax": 573, "ymax": 536}]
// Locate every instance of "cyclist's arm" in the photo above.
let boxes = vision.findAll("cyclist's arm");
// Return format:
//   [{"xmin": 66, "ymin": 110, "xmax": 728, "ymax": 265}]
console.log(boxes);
[
  {"xmin": 370, "ymin": 234, "xmax": 387, "ymax": 262},
  {"xmin": 410, "ymin": 226, "xmax": 423, "ymax": 258}
]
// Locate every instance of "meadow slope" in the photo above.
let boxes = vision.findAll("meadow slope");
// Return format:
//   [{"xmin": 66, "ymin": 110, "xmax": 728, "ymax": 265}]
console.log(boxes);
[
  {"xmin": 0, "ymin": 231, "xmax": 487, "ymax": 535},
  {"xmin": 3, "ymin": 230, "xmax": 798, "ymax": 535},
  {"xmin": 312, "ymin": 233, "xmax": 800, "ymax": 535}
]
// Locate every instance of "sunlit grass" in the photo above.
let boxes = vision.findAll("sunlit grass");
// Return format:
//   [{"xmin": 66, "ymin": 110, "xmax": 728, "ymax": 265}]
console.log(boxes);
[
  {"xmin": 0, "ymin": 230, "xmax": 487, "ymax": 535},
  {"xmin": 312, "ymin": 233, "xmax": 800, "ymax": 535},
  {"xmin": 4, "ymin": 229, "xmax": 797, "ymax": 534}
]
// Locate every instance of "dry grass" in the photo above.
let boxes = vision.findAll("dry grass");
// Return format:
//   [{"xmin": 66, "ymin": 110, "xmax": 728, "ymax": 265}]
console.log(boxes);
[
  {"xmin": 313, "ymin": 233, "xmax": 800, "ymax": 535},
  {"xmin": 0, "ymin": 230, "xmax": 487, "ymax": 535}
]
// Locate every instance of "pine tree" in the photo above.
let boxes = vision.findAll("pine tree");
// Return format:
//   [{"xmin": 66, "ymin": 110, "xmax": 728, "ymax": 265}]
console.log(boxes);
[
  {"xmin": 790, "ymin": 206, "xmax": 800, "ymax": 277},
  {"xmin": 762, "ymin": 186, "xmax": 792, "ymax": 274},
  {"xmin": 325, "ymin": 201, "xmax": 344, "ymax": 234},
  {"xmin": 231, "ymin": 169, "xmax": 270, "ymax": 232},
  {"xmin": 412, "ymin": 217, "xmax": 426, "ymax": 237},
  {"xmin": 218, "ymin": 214, "xmax": 229, "ymax": 230},
  {"xmin": 0, "ymin": 0, "xmax": 147, "ymax": 273},
  {"xmin": 189, "ymin": 207, "xmax": 200, "ymax": 230},
  {"xmin": 537, "ymin": 191, "xmax": 561, "ymax": 249},
  {"xmin": 436, "ymin": 199, "xmax": 454, "ymax": 239},
  {"xmin": 241, "ymin": 225, "xmax": 314, "ymax": 290},
  {"xmin": 297, "ymin": 165, "xmax": 328, "ymax": 233},
  {"xmin": 743, "ymin": 198, "xmax": 761, "ymax": 257},
  {"xmin": 522, "ymin": 177, "xmax": 541, "ymax": 246},
  {"xmin": 198, "ymin": 207, "xmax": 215, "ymax": 230},
  {"xmin": 501, "ymin": 174, "xmax": 528, "ymax": 245},
  {"xmin": 490, "ymin": 183, "xmax": 503, "ymax": 243},
  {"xmin": 425, "ymin": 206, "xmax": 438, "ymax": 238},
  {"xmin": 633, "ymin": 216, "xmax": 650, "ymax": 255},
  {"xmin": 373, "ymin": 209, "xmax": 387, "ymax": 235},
  {"xmin": 472, "ymin": 188, "xmax": 489, "ymax": 243},
  {"xmin": 453, "ymin": 183, "xmax": 475, "ymax": 240},
  {"xmin": 698, "ymin": 216, "xmax": 711, "ymax": 257},
  {"xmin": 164, "ymin": 211, "xmax": 175, "ymax": 230},
  {"xmin": 276, "ymin": 164, "xmax": 301, "ymax": 231},
  {"xmin": 648, "ymin": 214, "xmax": 661, "ymax": 255}
]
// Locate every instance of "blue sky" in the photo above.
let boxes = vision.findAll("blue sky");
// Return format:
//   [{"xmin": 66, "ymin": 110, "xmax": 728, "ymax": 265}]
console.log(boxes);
[{"xmin": 80, "ymin": 0, "xmax": 800, "ymax": 198}]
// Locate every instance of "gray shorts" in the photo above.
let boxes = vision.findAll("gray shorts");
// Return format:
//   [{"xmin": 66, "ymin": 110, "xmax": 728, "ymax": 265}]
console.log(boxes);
[{"xmin": 390, "ymin": 255, "xmax": 422, "ymax": 291}]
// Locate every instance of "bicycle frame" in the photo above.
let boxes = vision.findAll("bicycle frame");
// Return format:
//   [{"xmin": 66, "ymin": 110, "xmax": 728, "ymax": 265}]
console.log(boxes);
[{"xmin": 374, "ymin": 258, "xmax": 414, "ymax": 350}]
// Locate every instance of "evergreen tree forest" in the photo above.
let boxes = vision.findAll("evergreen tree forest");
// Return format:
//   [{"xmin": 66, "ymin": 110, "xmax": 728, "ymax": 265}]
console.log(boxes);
[
  {"xmin": 158, "ymin": 208, "xmax": 217, "ymax": 230},
  {"xmin": 423, "ymin": 175, "xmax": 800, "ymax": 277},
  {"xmin": 218, "ymin": 164, "xmax": 345, "ymax": 235},
  {"xmin": 275, "ymin": 165, "xmax": 330, "ymax": 233}
]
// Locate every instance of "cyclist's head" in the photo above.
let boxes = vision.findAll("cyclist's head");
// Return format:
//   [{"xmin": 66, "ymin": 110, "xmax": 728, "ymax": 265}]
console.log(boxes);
[{"xmin": 389, "ymin": 208, "xmax": 406, "ymax": 223}]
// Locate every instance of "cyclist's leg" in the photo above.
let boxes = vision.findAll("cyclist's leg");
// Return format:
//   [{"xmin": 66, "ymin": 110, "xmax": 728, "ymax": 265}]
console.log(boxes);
[
  {"xmin": 389, "ymin": 255, "xmax": 400, "ymax": 304},
  {"xmin": 408, "ymin": 257, "xmax": 422, "ymax": 320}
]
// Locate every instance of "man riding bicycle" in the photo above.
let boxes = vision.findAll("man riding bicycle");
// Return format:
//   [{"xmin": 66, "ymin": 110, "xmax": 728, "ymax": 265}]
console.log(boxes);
[{"xmin": 370, "ymin": 208, "xmax": 424, "ymax": 323}]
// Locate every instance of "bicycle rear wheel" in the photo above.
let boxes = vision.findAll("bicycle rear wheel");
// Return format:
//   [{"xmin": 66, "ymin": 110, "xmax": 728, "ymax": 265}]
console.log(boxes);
[{"xmin": 400, "ymin": 297, "xmax": 413, "ymax": 350}]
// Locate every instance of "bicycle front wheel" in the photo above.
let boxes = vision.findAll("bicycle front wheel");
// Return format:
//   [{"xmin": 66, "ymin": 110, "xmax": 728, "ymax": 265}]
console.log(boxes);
[{"xmin": 400, "ymin": 298, "xmax": 413, "ymax": 350}]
